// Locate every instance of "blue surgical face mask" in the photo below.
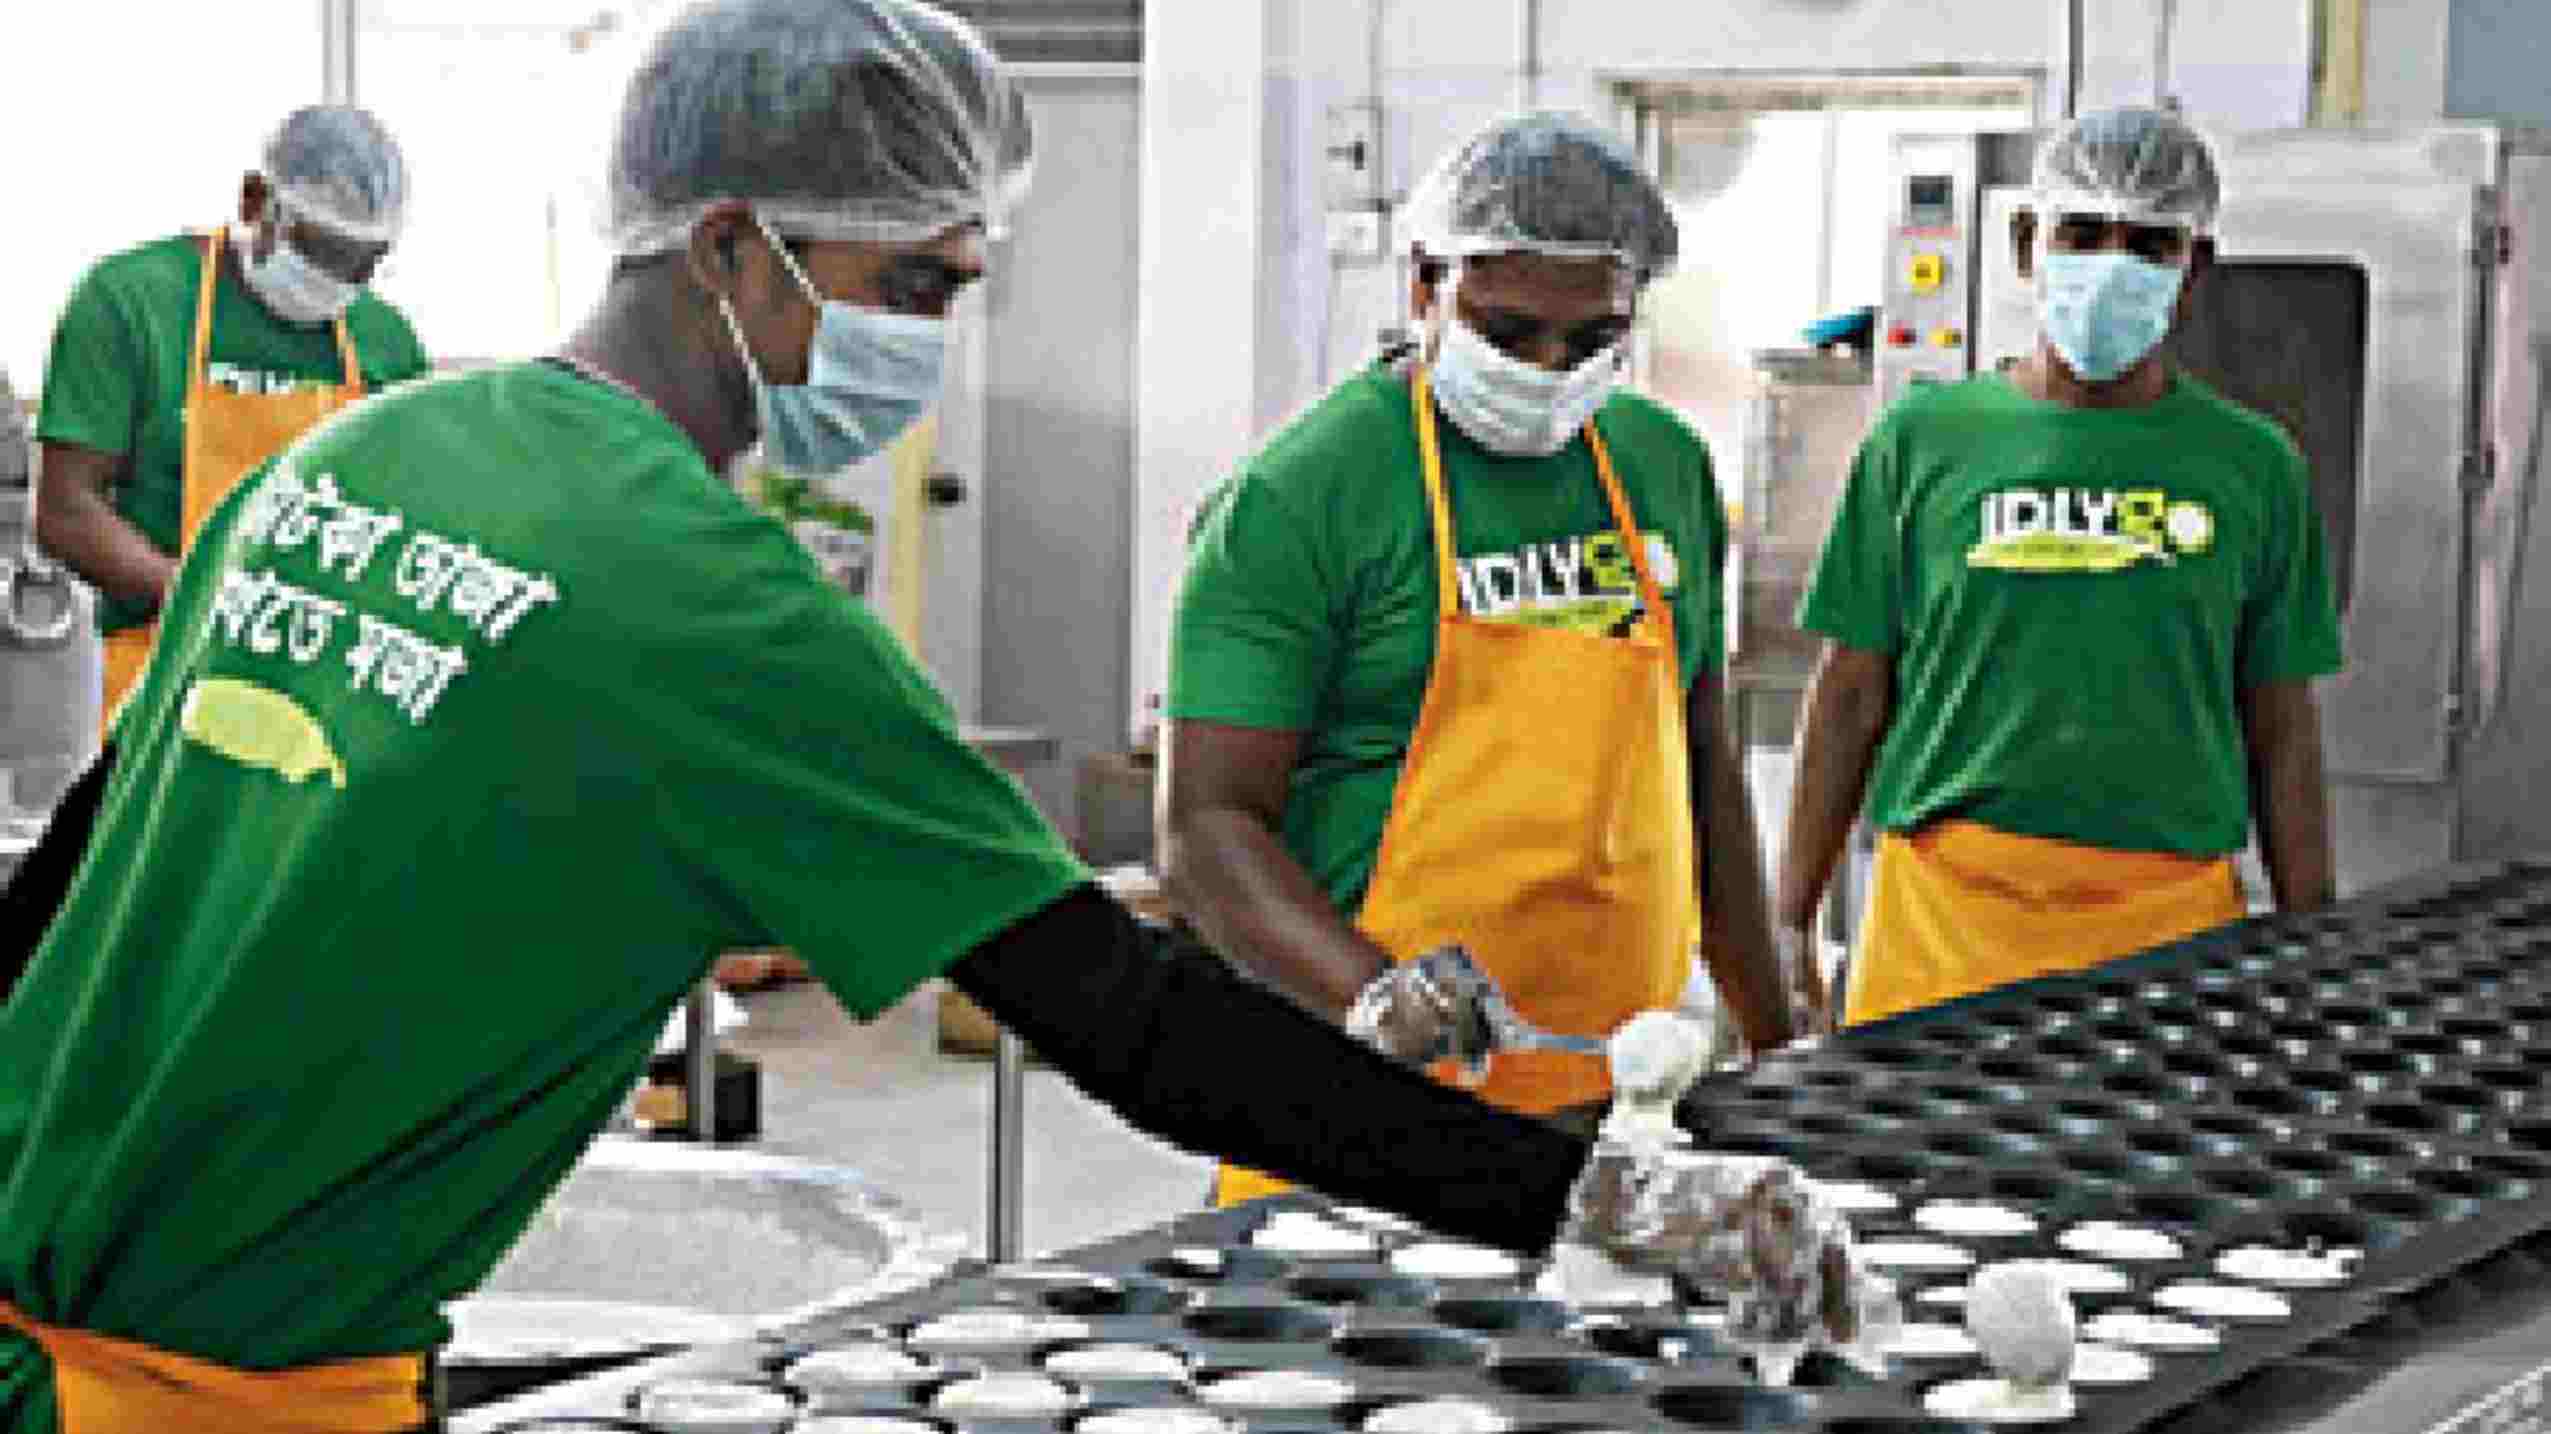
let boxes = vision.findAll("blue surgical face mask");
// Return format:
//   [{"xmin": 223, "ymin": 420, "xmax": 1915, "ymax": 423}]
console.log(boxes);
[
  {"xmin": 238, "ymin": 222, "xmax": 360, "ymax": 325},
  {"xmin": 718, "ymin": 215, "xmax": 948, "ymax": 476},
  {"xmin": 2037, "ymin": 250, "xmax": 2186, "ymax": 384}
]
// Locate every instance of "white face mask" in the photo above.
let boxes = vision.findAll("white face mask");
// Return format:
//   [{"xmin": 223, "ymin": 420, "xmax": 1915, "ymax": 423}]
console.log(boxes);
[
  {"xmin": 718, "ymin": 212, "xmax": 949, "ymax": 478},
  {"xmin": 1428, "ymin": 309, "xmax": 1622, "ymax": 458},
  {"xmin": 237, "ymin": 223, "xmax": 360, "ymax": 325}
]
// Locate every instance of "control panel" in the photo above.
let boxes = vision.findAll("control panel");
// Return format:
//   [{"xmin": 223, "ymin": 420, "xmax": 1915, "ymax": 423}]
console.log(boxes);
[{"xmin": 1876, "ymin": 135, "xmax": 1983, "ymax": 410}]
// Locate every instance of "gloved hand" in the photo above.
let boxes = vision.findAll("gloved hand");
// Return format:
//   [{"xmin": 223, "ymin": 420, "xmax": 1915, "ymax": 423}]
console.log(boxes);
[
  {"xmin": 1561, "ymin": 1144, "xmax": 1898, "ymax": 1363},
  {"xmin": 1342, "ymin": 944, "xmax": 1520, "ymax": 1084},
  {"xmin": 1777, "ymin": 925, "xmax": 1836, "ymax": 1040}
]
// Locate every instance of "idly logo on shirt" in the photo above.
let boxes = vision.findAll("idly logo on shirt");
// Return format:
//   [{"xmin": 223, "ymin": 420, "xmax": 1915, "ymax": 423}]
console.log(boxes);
[
  {"xmin": 1968, "ymin": 487, "xmax": 2215, "ymax": 573},
  {"xmin": 206, "ymin": 362, "xmax": 338, "ymax": 397},
  {"xmin": 1455, "ymin": 530, "xmax": 1679, "ymax": 636}
]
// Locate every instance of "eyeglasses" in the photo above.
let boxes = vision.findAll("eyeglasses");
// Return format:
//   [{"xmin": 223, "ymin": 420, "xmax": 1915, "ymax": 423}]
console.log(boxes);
[
  {"xmin": 874, "ymin": 255, "xmax": 983, "ymax": 316},
  {"xmin": 2047, "ymin": 216, "xmax": 2191, "ymax": 266},
  {"xmin": 279, "ymin": 209, "xmax": 391, "ymax": 284},
  {"xmin": 1460, "ymin": 305, "xmax": 1633, "ymax": 369}
]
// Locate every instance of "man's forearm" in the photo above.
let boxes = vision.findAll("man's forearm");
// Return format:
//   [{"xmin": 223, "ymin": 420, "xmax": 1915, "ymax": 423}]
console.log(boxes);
[
  {"xmin": 2247, "ymin": 686, "xmax": 2336, "ymax": 912},
  {"xmin": 1158, "ymin": 807, "xmax": 1392, "ymax": 1018},
  {"xmin": 1693, "ymin": 703, "xmax": 1791, "ymax": 1050},
  {"xmin": 35, "ymin": 468, "xmax": 174, "ymax": 611},
  {"xmin": 949, "ymin": 886, "xmax": 1586, "ymax": 1252},
  {"xmin": 1775, "ymin": 654, "xmax": 1893, "ymax": 933}
]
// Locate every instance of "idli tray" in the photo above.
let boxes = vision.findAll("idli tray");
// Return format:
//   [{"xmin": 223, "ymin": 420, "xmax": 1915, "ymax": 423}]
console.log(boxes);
[{"xmin": 479, "ymin": 856, "xmax": 2551, "ymax": 1433}]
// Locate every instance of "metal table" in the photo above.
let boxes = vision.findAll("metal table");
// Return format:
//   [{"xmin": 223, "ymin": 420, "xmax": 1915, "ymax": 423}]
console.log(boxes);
[{"xmin": 955, "ymin": 726, "xmax": 1061, "ymax": 1265}]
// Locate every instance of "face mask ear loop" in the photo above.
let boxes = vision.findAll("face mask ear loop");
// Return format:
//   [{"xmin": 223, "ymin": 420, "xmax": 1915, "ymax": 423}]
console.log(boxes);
[
  {"xmin": 715, "ymin": 294, "xmax": 768, "ymax": 393},
  {"xmin": 751, "ymin": 211, "xmax": 830, "ymax": 314}
]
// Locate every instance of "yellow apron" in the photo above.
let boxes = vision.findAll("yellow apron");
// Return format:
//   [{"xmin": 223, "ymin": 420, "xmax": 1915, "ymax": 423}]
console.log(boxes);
[
  {"xmin": 1841, "ymin": 819, "xmax": 2245, "ymax": 1027},
  {"xmin": 0, "ymin": 1300, "xmax": 426, "ymax": 1434},
  {"xmin": 1215, "ymin": 367, "xmax": 1698, "ymax": 1205},
  {"xmin": 100, "ymin": 227, "xmax": 365, "ymax": 733}
]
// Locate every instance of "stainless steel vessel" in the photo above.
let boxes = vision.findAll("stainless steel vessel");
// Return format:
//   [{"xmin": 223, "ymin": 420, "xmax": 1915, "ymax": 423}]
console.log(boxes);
[{"xmin": 0, "ymin": 430, "xmax": 99, "ymax": 821}]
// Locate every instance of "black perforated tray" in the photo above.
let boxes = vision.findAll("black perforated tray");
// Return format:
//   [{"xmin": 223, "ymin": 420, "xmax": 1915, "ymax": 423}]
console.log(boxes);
[{"xmin": 476, "ymin": 855, "xmax": 2551, "ymax": 1434}]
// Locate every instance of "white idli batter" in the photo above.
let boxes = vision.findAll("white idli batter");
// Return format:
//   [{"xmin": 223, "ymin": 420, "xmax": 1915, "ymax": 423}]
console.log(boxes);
[
  {"xmin": 1601, "ymin": 1010, "xmax": 1707, "ymax": 1147},
  {"xmin": 1809, "ymin": 1179, "xmax": 1901, "ymax": 1214},
  {"xmin": 2154, "ymin": 1282, "xmax": 2292, "ymax": 1321},
  {"xmin": 2215, "ymin": 1244, "xmax": 2360, "ymax": 1287},
  {"xmin": 2070, "ymin": 1342, "xmax": 2157, "ymax": 1385},
  {"xmin": 929, "ymin": 1372, "xmax": 1074, "ymax": 1416},
  {"xmin": 784, "ymin": 1345, "xmax": 931, "ymax": 1389},
  {"xmin": 905, "ymin": 1307, "xmax": 1089, "ymax": 1351},
  {"xmin": 1536, "ymin": 1243, "xmax": 1673, "ymax": 1307},
  {"xmin": 1042, "ymin": 1343, "xmax": 1189, "ymax": 1381},
  {"xmin": 2030, "ymin": 1259, "xmax": 2132, "ymax": 1295},
  {"xmin": 632, "ymin": 1379, "xmax": 795, "ymax": 1434},
  {"xmin": 1390, "ymin": 1241, "xmax": 1521, "ymax": 1280},
  {"xmin": 1967, "ymin": 1262, "xmax": 2077, "ymax": 1388},
  {"xmin": 1199, "ymin": 1370, "xmax": 1358, "ymax": 1409},
  {"xmin": 2059, "ymin": 1222, "xmax": 2184, "ymax": 1262},
  {"xmin": 1076, "ymin": 1410, "xmax": 1239, "ymax": 1434},
  {"xmin": 1329, "ymin": 1203, "xmax": 1424, "ymax": 1233},
  {"xmin": 1252, "ymin": 1211, "xmax": 1379, "ymax": 1257},
  {"xmin": 1915, "ymin": 1201, "xmax": 2038, "ymax": 1238},
  {"xmin": 2082, "ymin": 1310, "xmax": 2222, "ymax": 1350},
  {"xmin": 1923, "ymin": 1377, "xmax": 2079, "ymax": 1424},
  {"xmin": 1608, "ymin": 1010, "xmax": 1705, "ymax": 1096},
  {"xmin": 1363, "ymin": 1396, "xmax": 1513, "ymax": 1433}
]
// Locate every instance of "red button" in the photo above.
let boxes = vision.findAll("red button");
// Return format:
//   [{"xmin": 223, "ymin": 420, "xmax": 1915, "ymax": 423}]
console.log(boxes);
[{"xmin": 1888, "ymin": 325, "xmax": 1918, "ymax": 347}]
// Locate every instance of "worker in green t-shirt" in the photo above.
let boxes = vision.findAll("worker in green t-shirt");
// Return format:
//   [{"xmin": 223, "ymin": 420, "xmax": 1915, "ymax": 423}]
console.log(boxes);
[
  {"xmin": 33, "ymin": 105, "xmax": 429, "ymax": 729},
  {"xmin": 1778, "ymin": 108, "xmax": 2343, "ymax": 1029},
  {"xmin": 0, "ymin": 7, "xmax": 1889, "ymax": 1430},
  {"xmin": 1162, "ymin": 113, "xmax": 1800, "ymax": 1209}
]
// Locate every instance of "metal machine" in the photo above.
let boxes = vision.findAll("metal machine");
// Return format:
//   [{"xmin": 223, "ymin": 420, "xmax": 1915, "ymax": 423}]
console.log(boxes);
[
  {"xmin": 0, "ymin": 440, "xmax": 98, "ymax": 837},
  {"xmin": 1744, "ymin": 123, "xmax": 2551, "ymax": 899}
]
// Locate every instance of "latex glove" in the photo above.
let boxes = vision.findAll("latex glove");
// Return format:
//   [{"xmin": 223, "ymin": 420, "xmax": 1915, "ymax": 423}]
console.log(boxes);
[
  {"xmin": 1777, "ymin": 925, "xmax": 1836, "ymax": 1040},
  {"xmin": 1342, "ymin": 944, "xmax": 1517, "ymax": 1083},
  {"xmin": 1562, "ymin": 1144, "xmax": 1899, "ymax": 1363}
]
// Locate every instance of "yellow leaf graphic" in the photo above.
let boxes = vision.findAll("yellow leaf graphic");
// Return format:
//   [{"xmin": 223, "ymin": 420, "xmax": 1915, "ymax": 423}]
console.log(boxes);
[{"xmin": 180, "ymin": 678, "xmax": 347, "ymax": 789}]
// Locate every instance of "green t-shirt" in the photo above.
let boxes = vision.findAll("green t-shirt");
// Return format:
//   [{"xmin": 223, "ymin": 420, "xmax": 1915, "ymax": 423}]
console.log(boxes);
[
  {"xmin": 34, "ymin": 233, "xmax": 431, "ymax": 634},
  {"xmin": 1796, "ymin": 370, "xmax": 2343, "ymax": 857},
  {"xmin": 0, "ymin": 363, "xmax": 1087, "ymax": 1429},
  {"xmin": 1167, "ymin": 360, "xmax": 1727, "ymax": 916}
]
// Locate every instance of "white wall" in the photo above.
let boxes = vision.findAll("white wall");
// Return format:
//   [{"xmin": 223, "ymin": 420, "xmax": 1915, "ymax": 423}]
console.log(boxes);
[
  {"xmin": 2364, "ymin": 0, "xmax": 2455, "ymax": 127},
  {"xmin": 3, "ymin": 10, "xmax": 323, "ymax": 396},
  {"xmin": 1129, "ymin": 0, "xmax": 1273, "ymax": 742},
  {"xmin": 1536, "ymin": 0, "xmax": 2054, "ymax": 73}
]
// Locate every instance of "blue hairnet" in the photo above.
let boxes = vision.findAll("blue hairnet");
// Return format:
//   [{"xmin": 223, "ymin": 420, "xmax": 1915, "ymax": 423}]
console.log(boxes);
[
  {"xmin": 2032, "ymin": 106, "xmax": 2222, "ymax": 236},
  {"xmin": 606, "ymin": 0, "xmax": 1035, "ymax": 254},
  {"xmin": 261, "ymin": 105, "xmax": 409, "ymax": 244},
  {"xmin": 1401, "ymin": 111, "xmax": 1678, "ymax": 282}
]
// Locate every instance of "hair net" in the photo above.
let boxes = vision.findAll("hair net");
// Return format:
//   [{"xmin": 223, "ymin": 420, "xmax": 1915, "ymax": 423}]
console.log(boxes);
[
  {"xmin": 260, "ymin": 105, "xmax": 408, "ymax": 244},
  {"xmin": 2031, "ymin": 106, "xmax": 2222, "ymax": 237},
  {"xmin": 606, "ymin": 0, "xmax": 1035, "ymax": 255},
  {"xmin": 1401, "ymin": 111, "xmax": 1678, "ymax": 282}
]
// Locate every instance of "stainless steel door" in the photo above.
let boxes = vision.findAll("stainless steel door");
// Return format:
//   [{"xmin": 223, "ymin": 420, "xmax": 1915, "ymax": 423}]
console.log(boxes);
[{"xmin": 2197, "ymin": 129, "xmax": 2495, "ymax": 785}]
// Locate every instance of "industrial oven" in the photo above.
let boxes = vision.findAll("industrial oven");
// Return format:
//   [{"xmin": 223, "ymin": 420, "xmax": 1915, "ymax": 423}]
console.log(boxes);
[{"xmin": 1738, "ymin": 124, "xmax": 2551, "ymax": 905}]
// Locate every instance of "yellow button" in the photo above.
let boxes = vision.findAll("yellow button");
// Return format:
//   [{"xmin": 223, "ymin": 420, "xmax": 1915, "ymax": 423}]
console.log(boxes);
[
  {"xmin": 1933, "ymin": 327, "xmax": 1964, "ymax": 348},
  {"xmin": 1908, "ymin": 253, "xmax": 1945, "ymax": 292}
]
